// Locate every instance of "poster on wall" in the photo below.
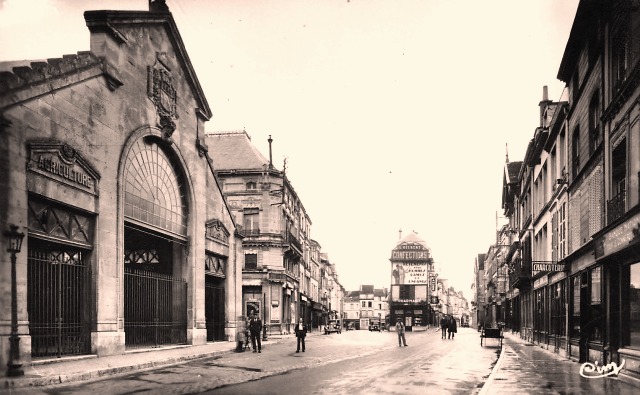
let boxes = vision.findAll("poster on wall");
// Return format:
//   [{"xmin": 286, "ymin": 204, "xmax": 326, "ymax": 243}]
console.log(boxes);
[
  {"xmin": 391, "ymin": 262, "xmax": 428, "ymax": 284},
  {"xmin": 270, "ymin": 304, "xmax": 280, "ymax": 323}
]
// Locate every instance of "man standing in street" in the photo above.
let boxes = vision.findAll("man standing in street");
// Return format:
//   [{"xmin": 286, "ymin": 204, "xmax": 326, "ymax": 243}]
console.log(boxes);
[
  {"xmin": 249, "ymin": 313, "xmax": 262, "ymax": 353},
  {"xmin": 395, "ymin": 318, "xmax": 407, "ymax": 347},
  {"xmin": 294, "ymin": 317, "xmax": 307, "ymax": 353},
  {"xmin": 447, "ymin": 316, "xmax": 457, "ymax": 339},
  {"xmin": 440, "ymin": 315, "xmax": 448, "ymax": 339}
]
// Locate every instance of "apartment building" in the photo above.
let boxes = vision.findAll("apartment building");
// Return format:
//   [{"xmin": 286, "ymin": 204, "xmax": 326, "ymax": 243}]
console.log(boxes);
[
  {"xmin": 494, "ymin": 0, "xmax": 640, "ymax": 385},
  {"xmin": 206, "ymin": 131, "xmax": 343, "ymax": 334}
]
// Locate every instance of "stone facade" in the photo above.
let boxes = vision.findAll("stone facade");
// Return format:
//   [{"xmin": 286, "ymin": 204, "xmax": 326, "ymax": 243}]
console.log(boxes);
[{"xmin": 0, "ymin": 4, "xmax": 242, "ymax": 369}]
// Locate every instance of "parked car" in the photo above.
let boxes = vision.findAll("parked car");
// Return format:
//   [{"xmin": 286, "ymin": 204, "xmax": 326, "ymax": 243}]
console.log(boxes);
[
  {"xmin": 324, "ymin": 319, "xmax": 342, "ymax": 334},
  {"xmin": 369, "ymin": 323, "xmax": 380, "ymax": 332}
]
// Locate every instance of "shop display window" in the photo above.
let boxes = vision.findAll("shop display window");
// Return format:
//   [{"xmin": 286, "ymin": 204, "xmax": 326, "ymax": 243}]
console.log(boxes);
[
  {"xmin": 623, "ymin": 262, "xmax": 640, "ymax": 349},
  {"xmin": 571, "ymin": 275, "xmax": 581, "ymax": 338}
]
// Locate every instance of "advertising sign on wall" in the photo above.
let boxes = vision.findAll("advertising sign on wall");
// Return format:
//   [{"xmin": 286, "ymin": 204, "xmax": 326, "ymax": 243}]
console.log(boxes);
[{"xmin": 391, "ymin": 262, "xmax": 428, "ymax": 284}]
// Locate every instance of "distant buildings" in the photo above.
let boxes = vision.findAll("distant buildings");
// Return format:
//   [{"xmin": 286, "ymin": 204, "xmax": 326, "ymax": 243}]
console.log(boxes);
[
  {"xmin": 343, "ymin": 285, "xmax": 389, "ymax": 330},
  {"xmin": 389, "ymin": 231, "xmax": 469, "ymax": 329}
]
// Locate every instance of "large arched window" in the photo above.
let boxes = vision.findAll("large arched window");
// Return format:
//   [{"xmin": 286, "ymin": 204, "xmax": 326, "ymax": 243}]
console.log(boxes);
[{"xmin": 124, "ymin": 137, "xmax": 187, "ymax": 237}]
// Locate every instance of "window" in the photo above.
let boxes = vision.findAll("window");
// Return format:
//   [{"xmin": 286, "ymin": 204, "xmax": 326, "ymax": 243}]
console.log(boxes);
[
  {"xmin": 622, "ymin": 262, "xmax": 640, "ymax": 349},
  {"xmin": 587, "ymin": 266, "xmax": 603, "ymax": 342},
  {"xmin": 571, "ymin": 70, "xmax": 580, "ymax": 104},
  {"xmin": 244, "ymin": 253, "xmax": 257, "ymax": 270},
  {"xmin": 588, "ymin": 91, "xmax": 601, "ymax": 153},
  {"xmin": 608, "ymin": 139, "xmax": 627, "ymax": 224},
  {"xmin": 550, "ymin": 280, "xmax": 566, "ymax": 337},
  {"xmin": 246, "ymin": 181, "xmax": 257, "ymax": 190},
  {"xmin": 243, "ymin": 208, "xmax": 259, "ymax": 234},
  {"xmin": 362, "ymin": 301, "xmax": 366, "ymax": 308},
  {"xmin": 559, "ymin": 202, "xmax": 566, "ymax": 260},
  {"xmin": 572, "ymin": 127, "xmax": 580, "ymax": 178},
  {"xmin": 571, "ymin": 275, "xmax": 581, "ymax": 338}
]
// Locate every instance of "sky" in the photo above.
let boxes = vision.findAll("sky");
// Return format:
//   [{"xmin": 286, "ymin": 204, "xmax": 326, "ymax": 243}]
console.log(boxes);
[{"xmin": 0, "ymin": 0, "xmax": 580, "ymax": 296}]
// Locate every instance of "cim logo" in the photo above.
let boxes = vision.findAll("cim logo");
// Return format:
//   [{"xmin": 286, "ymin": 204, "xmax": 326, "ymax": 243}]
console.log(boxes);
[{"xmin": 579, "ymin": 359, "xmax": 625, "ymax": 379}]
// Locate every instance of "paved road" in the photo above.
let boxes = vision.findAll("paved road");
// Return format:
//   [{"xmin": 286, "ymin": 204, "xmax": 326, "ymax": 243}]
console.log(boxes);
[
  {"xmin": 11, "ymin": 327, "xmax": 497, "ymax": 395},
  {"xmin": 208, "ymin": 327, "xmax": 498, "ymax": 395}
]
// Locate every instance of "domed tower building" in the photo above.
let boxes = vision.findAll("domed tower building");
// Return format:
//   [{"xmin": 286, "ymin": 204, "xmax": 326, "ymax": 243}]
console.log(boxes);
[{"xmin": 389, "ymin": 231, "xmax": 436, "ymax": 331}]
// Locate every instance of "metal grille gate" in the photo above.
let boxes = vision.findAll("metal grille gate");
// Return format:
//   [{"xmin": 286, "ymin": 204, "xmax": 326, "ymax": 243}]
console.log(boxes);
[
  {"xmin": 27, "ymin": 247, "xmax": 92, "ymax": 358},
  {"xmin": 124, "ymin": 268, "xmax": 187, "ymax": 349},
  {"xmin": 205, "ymin": 276, "xmax": 226, "ymax": 341}
]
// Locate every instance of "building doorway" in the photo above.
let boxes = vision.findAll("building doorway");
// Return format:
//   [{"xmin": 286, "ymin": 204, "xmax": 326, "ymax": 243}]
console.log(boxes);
[{"xmin": 122, "ymin": 136, "xmax": 190, "ymax": 349}]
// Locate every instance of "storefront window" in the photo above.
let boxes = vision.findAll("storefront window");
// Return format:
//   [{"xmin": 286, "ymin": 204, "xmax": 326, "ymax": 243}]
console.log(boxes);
[
  {"xmin": 623, "ymin": 262, "xmax": 640, "ymax": 348},
  {"xmin": 550, "ymin": 280, "xmax": 566, "ymax": 336},
  {"xmin": 571, "ymin": 275, "xmax": 580, "ymax": 338},
  {"xmin": 588, "ymin": 267, "xmax": 603, "ymax": 341}
]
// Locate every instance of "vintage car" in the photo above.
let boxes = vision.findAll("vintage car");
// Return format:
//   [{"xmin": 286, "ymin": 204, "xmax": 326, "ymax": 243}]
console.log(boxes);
[
  {"xmin": 369, "ymin": 323, "xmax": 380, "ymax": 332},
  {"xmin": 324, "ymin": 319, "xmax": 342, "ymax": 334}
]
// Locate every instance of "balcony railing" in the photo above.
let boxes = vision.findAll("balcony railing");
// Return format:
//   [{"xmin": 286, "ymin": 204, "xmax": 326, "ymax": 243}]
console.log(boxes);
[
  {"xmin": 607, "ymin": 191, "xmax": 626, "ymax": 225},
  {"xmin": 509, "ymin": 257, "xmax": 531, "ymax": 290},
  {"xmin": 288, "ymin": 231, "xmax": 302, "ymax": 252}
]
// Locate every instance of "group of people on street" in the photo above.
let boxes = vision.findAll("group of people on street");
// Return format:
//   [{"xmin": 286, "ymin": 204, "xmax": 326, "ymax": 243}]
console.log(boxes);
[
  {"xmin": 440, "ymin": 315, "xmax": 457, "ymax": 339},
  {"xmin": 239, "ymin": 313, "xmax": 309, "ymax": 354}
]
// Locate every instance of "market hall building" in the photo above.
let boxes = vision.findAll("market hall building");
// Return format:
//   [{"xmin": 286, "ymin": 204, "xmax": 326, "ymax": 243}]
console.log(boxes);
[
  {"xmin": 0, "ymin": 1, "xmax": 243, "ymax": 370},
  {"xmin": 389, "ymin": 231, "xmax": 436, "ymax": 330}
]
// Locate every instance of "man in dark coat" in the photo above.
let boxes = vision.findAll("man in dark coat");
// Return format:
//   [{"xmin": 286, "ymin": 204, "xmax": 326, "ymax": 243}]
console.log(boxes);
[
  {"xmin": 447, "ymin": 316, "xmax": 458, "ymax": 339},
  {"xmin": 294, "ymin": 317, "xmax": 308, "ymax": 353},
  {"xmin": 249, "ymin": 313, "xmax": 262, "ymax": 353},
  {"xmin": 440, "ymin": 315, "xmax": 448, "ymax": 339}
]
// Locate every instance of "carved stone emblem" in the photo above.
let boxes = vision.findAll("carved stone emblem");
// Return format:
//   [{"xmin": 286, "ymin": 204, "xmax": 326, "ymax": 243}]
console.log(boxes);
[{"xmin": 148, "ymin": 53, "xmax": 178, "ymax": 143}]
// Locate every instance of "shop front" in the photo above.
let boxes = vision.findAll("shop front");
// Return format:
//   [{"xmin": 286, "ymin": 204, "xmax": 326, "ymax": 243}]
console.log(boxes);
[{"xmin": 595, "ymin": 208, "xmax": 640, "ymax": 385}]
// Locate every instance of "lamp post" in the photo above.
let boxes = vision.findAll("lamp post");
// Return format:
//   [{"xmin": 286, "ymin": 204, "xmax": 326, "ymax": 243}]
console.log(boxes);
[{"xmin": 5, "ymin": 224, "xmax": 25, "ymax": 377}]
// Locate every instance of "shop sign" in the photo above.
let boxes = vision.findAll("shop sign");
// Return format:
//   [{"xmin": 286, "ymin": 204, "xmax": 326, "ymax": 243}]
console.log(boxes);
[
  {"xmin": 595, "ymin": 211, "xmax": 640, "ymax": 259},
  {"xmin": 532, "ymin": 262, "xmax": 568, "ymax": 272}
]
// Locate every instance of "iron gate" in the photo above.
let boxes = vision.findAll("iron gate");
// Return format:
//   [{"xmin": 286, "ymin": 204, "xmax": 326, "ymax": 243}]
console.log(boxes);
[
  {"xmin": 205, "ymin": 276, "xmax": 226, "ymax": 341},
  {"xmin": 27, "ymin": 247, "xmax": 92, "ymax": 358},
  {"xmin": 124, "ymin": 268, "xmax": 187, "ymax": 349}
]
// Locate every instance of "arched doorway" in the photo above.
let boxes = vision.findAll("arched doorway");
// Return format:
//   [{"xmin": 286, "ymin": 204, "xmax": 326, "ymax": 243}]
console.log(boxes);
[{"xmin": 122, "ymin": 135, "xmax": 190, "ymax": 349}]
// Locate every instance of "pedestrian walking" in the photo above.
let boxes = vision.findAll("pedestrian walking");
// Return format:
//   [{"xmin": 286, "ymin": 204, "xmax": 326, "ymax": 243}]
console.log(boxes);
[
  {"xmin": 447, "ymin": 316, "xmax": 457, "ymax": 339},
  {"xmin": 249, "ymin": 313, "xmax": 262, "ymax": 353},
  {"xmin": 440, "ymin": 315, "xmax": 448, "ymax": 339},
  {"xmin": 395, "ymin": 318, "xmax": 407, "ymax": 347},
  {"xmin": 294, "ymin": 317, "xmax": 308, "ymax": 353}
]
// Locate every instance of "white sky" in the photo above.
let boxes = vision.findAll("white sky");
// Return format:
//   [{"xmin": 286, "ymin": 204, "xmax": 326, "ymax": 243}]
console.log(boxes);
[{"xmin": 0, "ymin": 0, "xmax": 580, "ymax": 296}]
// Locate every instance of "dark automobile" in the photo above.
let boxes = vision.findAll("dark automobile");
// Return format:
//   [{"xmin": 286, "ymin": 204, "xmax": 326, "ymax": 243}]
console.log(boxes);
[
  {"xmin": 324, "ymin": 319, "xmax": 342, "ymax": 334},
  {"xmin": 369, "ymin": 323, "xmax": 380, "ymax": 331}
]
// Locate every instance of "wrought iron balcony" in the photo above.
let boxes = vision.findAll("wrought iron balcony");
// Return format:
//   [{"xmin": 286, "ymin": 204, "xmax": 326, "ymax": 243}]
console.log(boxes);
[
  {"xmin": 509, "ymin": 257, "xmax": 531, "ymax": 290},
  {"xmin": 607, "ymin": 191, "xmax": 625, "ymax": 225},
  {"xmin": 287, "ymin": 231, "xmax": 302, "ymax": 252}
]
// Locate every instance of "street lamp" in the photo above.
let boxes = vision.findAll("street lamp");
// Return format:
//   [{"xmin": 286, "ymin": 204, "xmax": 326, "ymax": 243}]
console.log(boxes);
[{"xmin": 5, "ymin": 224, "xmax": 25, "ymax": 377}]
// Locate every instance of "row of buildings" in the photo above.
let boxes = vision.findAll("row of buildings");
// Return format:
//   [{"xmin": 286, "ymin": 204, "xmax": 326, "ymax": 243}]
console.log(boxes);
[
  {"xmin": 0, "ymin": 1, "xmax": 343, "ymax": 373},
  {"xmin": 473, "ymin": 0, "xmax": 640, "ymax": 386}
]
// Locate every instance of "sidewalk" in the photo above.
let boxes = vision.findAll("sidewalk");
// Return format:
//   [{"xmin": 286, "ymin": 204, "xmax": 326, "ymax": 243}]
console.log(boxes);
[
  {"xmin": 480, "ymin": 331, "xmax": 638, "ymax": 394},
  {"xmin": 1, "ymin": 333, "xmax": 304, "ymax": 391}
]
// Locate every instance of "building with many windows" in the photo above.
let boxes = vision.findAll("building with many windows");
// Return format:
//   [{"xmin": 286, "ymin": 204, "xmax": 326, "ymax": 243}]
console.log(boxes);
[
  {"xmin": 487, "ymin": 0, "xmax": 640, "ymax": 386},
  {"xmin": 206, "ymin": 131, "xmax": 343, "ymax": 334}
]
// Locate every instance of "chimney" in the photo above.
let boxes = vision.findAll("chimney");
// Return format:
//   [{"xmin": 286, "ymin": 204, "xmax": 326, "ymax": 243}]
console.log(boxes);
[
  {"xmin": 149, "ymin": 0, "xmax": 170, "ymax": 12},
  {"xmin": 268, "ymin": 135, "xmax": 273, "ymax": 169},
  {"xmin": 539, "ymin": 85, "xmax": 551, "ymax": 127}
]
